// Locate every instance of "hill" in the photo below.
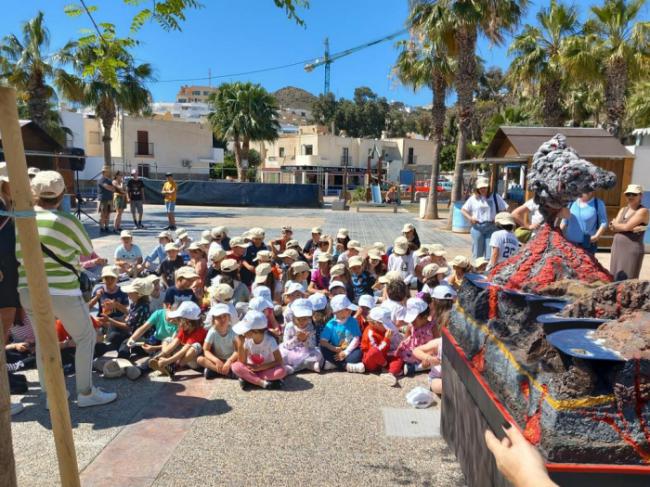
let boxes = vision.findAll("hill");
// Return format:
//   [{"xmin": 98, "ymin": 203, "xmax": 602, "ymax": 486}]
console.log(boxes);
[{"xmin": 273, "ymin": 86, "xmax": 317, "ymax": 110}]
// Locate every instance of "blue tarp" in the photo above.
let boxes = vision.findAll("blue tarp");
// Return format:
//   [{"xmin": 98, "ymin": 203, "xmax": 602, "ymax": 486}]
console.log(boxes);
[{"xmin": 142, "ymin": 179, "xmax": 322, "ymax": 208}]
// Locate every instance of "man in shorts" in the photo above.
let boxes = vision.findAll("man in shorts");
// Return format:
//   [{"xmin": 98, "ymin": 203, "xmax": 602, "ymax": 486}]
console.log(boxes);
[
  {"xmin": 161, "ymin": 172, "xmax": 177, "ymax": 230},
  {"xmin": 97, "ymin": 166, "xmax": 116, "ymax": 233},
  {"xmin": 127, "ymin": 168, "xmax": 145, "ymax": 229}
]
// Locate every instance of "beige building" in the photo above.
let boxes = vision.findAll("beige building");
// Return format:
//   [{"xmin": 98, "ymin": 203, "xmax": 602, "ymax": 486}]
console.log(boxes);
[{"xmin": 176, "ymin": 85, "xmax": 217, "ymax": 103}]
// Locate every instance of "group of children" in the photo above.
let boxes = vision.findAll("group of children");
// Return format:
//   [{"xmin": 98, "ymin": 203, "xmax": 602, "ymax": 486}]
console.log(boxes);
[{"xmin": 7, "ymin": 223, "xmax": 494, "ymax": 393}]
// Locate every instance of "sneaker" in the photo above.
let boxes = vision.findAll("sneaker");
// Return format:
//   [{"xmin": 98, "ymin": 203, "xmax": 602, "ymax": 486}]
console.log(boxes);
[
  {"xmin": 381, "ymin": 373, "xmax": 398, "ymax": 387},
  {"xmin": 6, "ymin": 361, "xmax": 24, "ymax": 373},
  {"xmin": 78, "ymin": 386, "xmax": 117, "ymax": 408},
  {"xmin": 284, "ymin": 365, "xmax": 295, "ymax": 375},
  {"xmin": 125, "ymin": 366, "xmax": 142, "ymax": 381},
  {"xmin": 265, "ymin": 380, "xmax": 283, "ymax": 390},
  {"xmin": 238, "ymin": 379, "xmax": 250, "ymax": 391},
  {"xmin": 10, "ymin": 402, "xmax": 24, "ymax": 416},
  {"xmin": 312, "ymin": 361, "xmax": 321, "ymax": 373},
  {"xmin": 346, "ymin": 362, "xmax": 365, "ymax": 374},
  {"xmin": 204, "ymin": 368, "xmax": 218, "ymax": 380},
  {"xmin": 323, "ymin": 361, "xmax": 337, "ymax": 371},
  {"xmin": 148, "ymin": 357, "xmax": 161, "ymax": 373}
]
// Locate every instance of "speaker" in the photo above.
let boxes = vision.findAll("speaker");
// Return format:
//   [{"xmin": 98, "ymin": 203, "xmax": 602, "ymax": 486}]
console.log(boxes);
[{"xmin": 66, "ymin": 147, "xmax": 86, "ymax": 172}]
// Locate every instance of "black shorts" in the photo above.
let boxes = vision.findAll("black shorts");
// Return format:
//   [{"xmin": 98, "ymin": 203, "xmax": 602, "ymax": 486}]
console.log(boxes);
[{"xmin": 0, "ymin": 255, "xmax": 20, "ymax": 308}]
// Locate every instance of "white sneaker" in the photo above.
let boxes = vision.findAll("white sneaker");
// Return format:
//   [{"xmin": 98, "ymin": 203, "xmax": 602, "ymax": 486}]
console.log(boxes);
[
  {"xmin": 77, "ymin": 386, "xmax": 117, "ymax": 408},
  {"xmin": 345, "ymin": 362, "xmax": 365, "ymax": 374},
  {"xmin": 381, "ymin": 373, "xmax": 398, "ymax": 387},
  {"xmin": 323, "ymin": 361, "xmax": 337, "ymax": 371},
  {"xmin": 45, "ymin": 389, "xmax": 70, "ymax": 411},
  {"xmin": 11, "ymin": 402, "xmax": 24, "ymax": 416},
  {"xmin": 311, "ymin": 361, "xmax": 321, "ymax": 373},
  {"xmin": 284, "ymin": 365, "xmax": 295, "ymax": 375}
]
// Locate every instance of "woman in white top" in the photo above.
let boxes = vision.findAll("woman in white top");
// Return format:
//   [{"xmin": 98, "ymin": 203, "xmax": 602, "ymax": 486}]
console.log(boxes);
[{"xmin": 460, "ymin": 177, "xmax": 507, "ymax": 260}]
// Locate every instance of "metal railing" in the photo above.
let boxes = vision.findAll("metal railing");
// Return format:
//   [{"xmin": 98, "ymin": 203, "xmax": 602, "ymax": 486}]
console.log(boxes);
[{"xmin": 134, "ymin": 142, "xmax": 154, "ymax": 156}]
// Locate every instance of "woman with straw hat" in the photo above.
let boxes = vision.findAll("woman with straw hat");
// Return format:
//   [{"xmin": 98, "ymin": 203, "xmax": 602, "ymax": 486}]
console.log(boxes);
[{"xmin": 609, "ymin": 184, "xmax": 649, "ymax": 280}]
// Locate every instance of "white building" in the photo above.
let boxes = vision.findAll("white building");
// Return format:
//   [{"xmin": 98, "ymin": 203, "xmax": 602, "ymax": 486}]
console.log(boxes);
[
  {"xmin": 627, "ymin": 128, "xmax": 650, "ymax": 189},
  {"xmin": 150, "ymin": 102, "xmax": 211, "ymax": 121}
]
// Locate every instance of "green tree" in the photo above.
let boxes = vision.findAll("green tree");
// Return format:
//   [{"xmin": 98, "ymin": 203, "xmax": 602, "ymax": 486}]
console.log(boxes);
[
  {"xmin": 508, "ymin": 0, "xmax": 577, "ymax": 126},
  {"xmin": 0, "ymin": 11, "xmax": 74, "ymax": 142},
  {"xmin": 208, "ymin": 82, "xmax": 280, "ymax": 181},
  {"xmin": 627, "ymin": 80, "xmax": 650, "ymax": 127},
  {"xmin": 310, "ymin": 92, "xmax": 337, "ymax": 127},
  {"xmin": 564, "ymin": 0, "xmax": 650, "ymax": 137}
]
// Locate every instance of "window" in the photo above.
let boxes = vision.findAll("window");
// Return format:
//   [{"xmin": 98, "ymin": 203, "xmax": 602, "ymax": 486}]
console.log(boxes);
[
  {"xmin": 192, "ymin": 90, "xmax": 201, "ymax": 95},
  {"xmin": 408, "ymin": 147, "xmax": 414, "ymax": 164},
  {"xmin": 301, "ymin": 111, "xmax": 306, "ymax": 117},
  {"xmin": 303, "ymin": 145, "xmax": 313, "ymax": 155},
  {"xmin": 279, "ymin": 147, "xmax": 285, "ymax": 157},
  {"xmin": 89, "ymin": 131, "xmax": 101, "ymax": 144},
  {"xmin": 177, "ymin": 98, "xmax": 187, "ymax": 103},
  {"xmin": 341, "ymin": 147, "xmax": 350, "ymax": 166}
]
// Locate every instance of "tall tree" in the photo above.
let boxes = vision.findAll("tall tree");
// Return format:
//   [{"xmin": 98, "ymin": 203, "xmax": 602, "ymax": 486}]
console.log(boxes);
[
  {"xmin": 310, "ymin": 92, "xmax": 337, "ymax": 127},
  {"xmin": 0, "ymin": 11, "xmax": 74, "ymax": 142},
  {"xmin": 208, "ymin": 82, "xmax": 280, "ymax": 181},
  {"xmin": 396, "ymin": 3, "xmax": 454, "ymax": 220},
  {"xmin": 57, "ymin": 25, "xmax": 153, "ymax": 167},
  {"xmin": 508, "ymin": 0, "xmax": 577, "ymax": 126}
]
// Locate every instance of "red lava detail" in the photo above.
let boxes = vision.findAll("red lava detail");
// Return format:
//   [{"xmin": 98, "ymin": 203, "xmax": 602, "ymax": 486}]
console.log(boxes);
[
  {"xmin": 520, "ymin": 380, "xmax": 530, "ymax": 400},
  {"xmin": 524, "ymin": 410, "xmax": 542, "ymax": 445},
  {"xmin": 634, "ymin": 359, "xmax": 650, "ymax": 445},
  {"xmin": 489, "ymin": 225, "xmax": 613, "ymax": 293},
  {"xmin": 488, "ymin": 286, "xmax": 499, "ymax": 320},
  {"xmin": 471, "ymin": 347, "xmax": 485, "ymax": 374},
  {"xmin": 589, "ymin": 413, "xmax": 650, "ymax": 464}
]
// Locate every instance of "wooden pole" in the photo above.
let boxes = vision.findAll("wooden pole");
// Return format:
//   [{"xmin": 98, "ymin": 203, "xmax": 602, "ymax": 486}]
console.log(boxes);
[
  {"xmin": 0, "ymin": 330, "xmax": 17, "ymax": 487},
  {"xmin": 0, "ymin": 87, "xmax": 81, "ymax": 487}
]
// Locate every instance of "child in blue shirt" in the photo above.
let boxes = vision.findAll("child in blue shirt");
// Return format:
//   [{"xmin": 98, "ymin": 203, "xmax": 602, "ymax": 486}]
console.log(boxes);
[
  {"xmin": 319, "ymin": 294, "xmax": 365, "ymax": 373},
  {"xmin": 348, "ymin": 255, "xmax": 375, "ymax": 303}
]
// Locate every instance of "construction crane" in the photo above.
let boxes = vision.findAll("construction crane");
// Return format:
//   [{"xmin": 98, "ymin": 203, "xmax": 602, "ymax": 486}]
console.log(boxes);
[{"xmin": 304, "ymin": 29, "xmax": 408, "ymax": 94}]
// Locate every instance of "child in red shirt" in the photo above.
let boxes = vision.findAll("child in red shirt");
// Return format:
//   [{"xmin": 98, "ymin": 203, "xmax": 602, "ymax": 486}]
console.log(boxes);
[
  {"xmin": 360, "ymin": 307, "xmax": 394, "ymax": 372},
  {"xmin": 355, "ymin": 294, "xmax": 375, "ymax": 333}
]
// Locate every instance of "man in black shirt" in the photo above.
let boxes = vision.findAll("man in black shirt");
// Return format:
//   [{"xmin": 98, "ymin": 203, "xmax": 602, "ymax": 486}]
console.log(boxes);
[{"xmin": 127, "ymin": 169, "xmax": 145, "ymax": 229}]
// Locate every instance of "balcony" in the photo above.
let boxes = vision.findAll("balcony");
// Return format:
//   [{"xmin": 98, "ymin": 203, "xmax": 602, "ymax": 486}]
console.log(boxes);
[{"xmin": 135, "ymin": 142, "xmax": 154, "ymax": 157}]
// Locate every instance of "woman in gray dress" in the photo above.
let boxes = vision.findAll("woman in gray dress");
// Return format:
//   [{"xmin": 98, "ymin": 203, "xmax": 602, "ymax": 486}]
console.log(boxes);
[{"xmin": 609, "ymin": 184, "xmax": 649, "ymax": 281}]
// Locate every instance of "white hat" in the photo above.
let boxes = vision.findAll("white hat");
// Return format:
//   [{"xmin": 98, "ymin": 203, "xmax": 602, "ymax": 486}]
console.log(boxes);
[
  {"xmin": 476, "ymin": 178, "xmax": 489, "ymax": 189},
  {"xmin": 249, "ymin": 296, "xmax": 273, "ymax": 312},
  {"xmin": 165, "ymin": 242, "xmax": 179, "ymax": 252},
  {"xmin": 330, "ymin": 294, "xmax": 358, "ymax": 313},
  {"xmin": 220, "ymin": 258, "xmax": 240, "ymax": 273},
  {"xmin": 211, "ymin": 226, "xmax": 228, "ymax": 238},
  {"xmin": 284, "ymin": 281, "xmax": 305, "ymax": 296},
  {"xmin": 201, "ymin": 230, "xmax": 212, "ymax": 241},
  {"xmin": 393, "ymin": 236, "xmax": 409, "ymax": 256},
  {"xmin": 177, "ymin": 231, "xmax": 190, "ymax": 241},
  {"xmin": 429, "ymin": 244, "xmax": 447, "ymax": 257},
  {"xmin": 27, "ymin": 166, "xmax": 40, "ymax": 177},
  {"xmin": 254, "ymin": 250, "xmax": 272, "ymax": 262},
  {"xmin": 278, "ymin": 249, "xmax": 299, "ymax": 260},
  {"xmin": 253, "ymin": 285, "xmax": 272, "ymax": 302},
  {"xmin": 175, "ymin": 266, "xmax": 199, "ymax": 280},
  {"xmin": 450, "ymin": 255, "xmax": 471, "ymax": 269},
  {"xmin": 415, "ymin": 246, "xmax": 429, "ymax": 258},
  {"xmin": 286, "ymin": 239, "xmax": 301, "ymax": 249},
  {"xmin": 358, "ymin": 295, "xmax": 376, "ymax": 309},
  {"xmin": 317, "ymin": 253, "xmax": 332, "ymax": 263},
  {"xmin": 495, "ymin": 212, "xmax": 515, "ymax": 227},
  {"xmin": 473, "ymin": 257, "xmax": 489, "ymax": 268},
  {"xmin": 158, "ymin": 230, "xmax": 172, "ymax": 240},
  {"xmin": 402, "ymin": 223, "xmax": 415, "ymax": 233},
  {"xmin": 347, "ymin": 240, "xmax": 362, "ymax": 251},
  {"xmin": 167, "ymin": 301, "xmax": 202, "ymax": 321},
  {"xmin": 229, "ymin": 236, "xmax": 250, "ymax": 249},
  {"xmin": 367, "ymin": 249, "xmax": 383, "ymax": 261},
  {"xmin": 311, "ymin": 226, "xmax": 322, "ymax": 234},
  {"xmin": 249, "ymin": 227, "xmax": 265, "ymax": 239},
  {"xmin": 281, "ymin": 225, "xmax": 293, "ymax": 233},
  {"xmin": 206, "ymin": 303, "xmax": 231, "ymax": 321},
  {"xmin": 336, "ymin": 228, "xmax": 349, "ymax": 239},
  {"xmin": 431, "ymin": 284, "xmax": 457, "ymax": 300},
  {"xmin": 373, "ymin": 242, "xmax": 386, "ymax": 253},
  {"xmin": 232, "ymin": 310, "xmax": 267, "ymax": 335},
  {"xmin": 199, "ymin": 238, "xmax": 211, "ymax": 247},
  {"xmin": 101, "ymin": 266, "xmax": 119, "ymax": 279},
  {"xmin": 348, "ymin": 255, "xmax": 363, "ymax": 267},
  {"xmin": 31, "ymin": 170, "xmax": 65, "ymax": 198},
  {"xmin": 423, "ymin": 263, "xmax": 448, "ymax": 279},
  {"xmin": 330, "ymin": 263, "xmax": 346, "ymax": 277},
  {"xmin": 121, "ymin": 278, "xmax": 154, "ymax": 296},
  {"xmin": 378, "ymin": 270, "xmax": 402, "ymax": 284},
  {"xmin": 368, "ymin": 307, "xmax": 392, "ymax": 327},
  {"xmin": 308, "ymin": 293, "xmax": 328, "ymax": 311},
  {"xmin": 328, "ymin": 280, "xmax": 346, "ymax": 291},
  {"xmin": 143, "ymin": 273, "xmax": 161, "ymax": 284},
  {"xmin": 210, "ymin": 248, "xmax": 227, "ymax": 261},
  {"xmin": 404, "ymin": 297, "xmax": 429, "ymax": 323},
  {"xmin": 291, "ymin": 298, "xmax": 313, "ymax": 318},
  {"xmin": 188, "ymin": 242, "xmax": 202, "ymax": 251},
  {"xmin": 624, "ymin": 184, "xmax": 643, "ymax": 194},
  {"xmin": 211, "ymin": 283, "xmax": 234, "ymax": 301},
  {"xmin": 291, "ymin": 260, "xmax": 311, "ymax": 274},
  {"xmin": 254, "ymin": 263, "xmax": 272, "ymax": 284}
]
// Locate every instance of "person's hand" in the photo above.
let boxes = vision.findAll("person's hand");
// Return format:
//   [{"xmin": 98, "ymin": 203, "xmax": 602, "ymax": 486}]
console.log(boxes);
[
  {"xmin": 95, "ymin": 288, "xmax": 104, "ymax": 297},
  {"xmin": 14, "ymin": 342, "xmax": 29, "ymax": 353},
  {"xmin": 297, "ymin": 330, "xmax": 309, "ymax": 341},
  {"xmin": 470, "ymin": 217, "xmax": 478, "ymax": 225},
  {"xmin": 421, "ymin": 355, "xmax": 440, "ymax": 368},
  {"xmin": 529, "ymin": 222, "xmax": 540, "ymax": 231},
  {"xmin": 142, "ymin": 343, "xmax": 154, "ymax": 353},
  {"xmin": 484, "ymin": 422, "xmax": 556, "ymax": 487},
  {"xmin": 98, "ymin": 258, "xmax": 108, "ymax": 266},
  {"xmin": 632, "ymin": 224, "xmax": 648, "ymax": 234},
  {"xmin": 385, "ymin": 329, "xmax": 393, "ymax": 340},
  {"xmin": 590, "ymin": 235, "xmax": 599, "ymax": 243},
  {"xmin": 222, "ymin": 361, "xmax": 231, "ymax": 375},
  {"xmin": 335, "ymin": 350, "xmax": 346, "ymax": 361},
  {"xmin": 98, "ymin": 315, "xmax": 109, "ymax": 326}
]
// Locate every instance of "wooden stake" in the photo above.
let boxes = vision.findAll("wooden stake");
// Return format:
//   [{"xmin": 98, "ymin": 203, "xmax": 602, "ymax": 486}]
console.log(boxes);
[
  {"xmin": 0, "ymin": 330, "xmax": 17, "ymax": 487},
  {"xmin": 0, "ymin": 87, "xmax": 81, "ymax": 487}
]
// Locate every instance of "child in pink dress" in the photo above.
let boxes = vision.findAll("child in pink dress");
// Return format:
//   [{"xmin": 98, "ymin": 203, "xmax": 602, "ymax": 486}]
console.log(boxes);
[{"xmin": 280, "ymin": 299, "xmax": 323, "ymax": 374}]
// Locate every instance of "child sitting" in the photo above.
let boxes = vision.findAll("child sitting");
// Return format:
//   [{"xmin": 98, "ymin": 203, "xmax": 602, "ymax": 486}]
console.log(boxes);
[
  {"xmin": 280, "ymin": 298, "xmax": 323, "ymax": 374},
  {"xmin": 447, "ymin": 255, "xmax": 470, "ymax": 290},
  {"xmin": 349, "ymin": 256, "xmax": 375, "ymax": 303},
  {"xmin": 208, "ymin": 282, "xmax": 239, "ymax": 324},
  {"xmin": 231, "ymin": 310, "xmax": 287, "ymax": 390},
  {"xmin": 380, "ymin": 279, "xmax": 408, "ymax": 346},
  {"xmin": 157, "ymin": 243, "xmax": 184, "ymax": 288},
  {"xmin": 149, "ymin": 301, "xmax": 206, "ymax": 379},
  {"xmin": 355, "ymin": 294, "xmax": 375, "ymax": 332},
  {"xmin": 421, "ymin": 263, "xmax": 449, "ymax": 296},
  {"xmin": 319, "ymin": 294, "xmax": 364, "ymax": 373},
  {"xmin": 413, "ymin": 339, "xmax": 442, "ymax": 394},
  {"xmin": 164, "ymin": 266, "xmax": 200, "ymax": 310},
  {"xmin": 488, "ymin": 212, "xmax": 520, "ymax": 269},
  {"xmin": 360, "ymin": 307, "xmax": 393, "ymax": 374},
  {"xmin": 249, "ymin": 296, "xmax": 282, "ymax": 340},
  {"xmin": 126, "ymin": 306, "xmax": 178, "ymax": 359},
  {"xmin": 197, "ymin": 303, "xmax": 238, "ymax": 380},
  {"xmin": 308, "ymin": 292, "xmax": 330, "ymax": 342}
]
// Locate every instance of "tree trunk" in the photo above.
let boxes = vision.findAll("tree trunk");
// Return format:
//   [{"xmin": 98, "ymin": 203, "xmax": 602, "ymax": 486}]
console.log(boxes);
[
  {"xmin": 26, "ymin": 71, "xmax": 48, "ymax": 130},
  {"xmin": 604, "ymin": 57, "xmax": 627, "ymax": 139},
  {"xmin": 448, "ymin": 26, "xmax": 478, "ymax": 227},
  {"xmin": 423, "ymin": 72, "xmax": 446, "ymax": 220},
  {"xmin": 97, "ymin": 97, "xmax": 116, "ymax": 168},
  {"xmin": 240, "ymin": 137, "xmax": 250, "ymax": 182},
  {"xmin": 541, "ymin": 76, "xmax": 565, "ymax": 127},
  {"xmin": 232, "ymin": 135, "xmax": 244, "ymax": 182}
]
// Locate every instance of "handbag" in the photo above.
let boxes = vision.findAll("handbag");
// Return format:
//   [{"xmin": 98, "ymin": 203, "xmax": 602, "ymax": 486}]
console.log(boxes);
[{"xmin": 40, "ymin": 243, "xmax": 94, "ymax": 302}]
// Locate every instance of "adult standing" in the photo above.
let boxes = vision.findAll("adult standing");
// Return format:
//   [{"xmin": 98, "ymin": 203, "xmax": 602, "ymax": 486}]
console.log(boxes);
[
  {"xmin": 460, "ymin": 177, "xmax": 507, "ymax": 260},
  {"xmin": 610, "ymin": 184, "xmax": 649, "ymax": 281},
  {"xmin": 127, "ymin": 168, "xmax": 145, "ymax": 228},
  {"xmin": 112, "ymin": 171, "xmax": 127, "ymax": 232},
  {"xmin": 161, "ymin": 172, "xmax": 177, "ymax": 231},
  {"xmin": 97, "ymin": 165, "xmax": 116, "ymax": 234},
  {"xmin": 0, "ymin": 163, "xmax": 19, "ymax": 342},
  {"xmin": 560, "ymin": 191, "xmax": 608, "ymax": 254},
  {"xmin": 511, "ymin": 198, "xmax": 545, "ymax": 243},
  {"xmin": 17, "ymin": 171, "xmax": 116, "ymax": 407}
]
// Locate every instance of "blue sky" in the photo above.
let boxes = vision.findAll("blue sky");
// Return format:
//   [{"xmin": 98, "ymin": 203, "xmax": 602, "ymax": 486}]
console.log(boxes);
[{"xmin": 2, "ymin": 1, "xmax": 649, "ymax": 106}]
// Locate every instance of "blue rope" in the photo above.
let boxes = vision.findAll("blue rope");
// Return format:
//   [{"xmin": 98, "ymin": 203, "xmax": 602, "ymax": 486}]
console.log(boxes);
[{"xmin": 0, "ymin": 209, "xmax": 37, "ymax": 218}]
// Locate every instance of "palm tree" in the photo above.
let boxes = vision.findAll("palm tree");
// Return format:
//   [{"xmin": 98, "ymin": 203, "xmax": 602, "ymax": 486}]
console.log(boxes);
[
  {"xmin": 58, "ymin": 41, "xmax": 153, "ymax": 167},
  {"xmin": 208, "ymin": 82, "xmax": 280, "ymax": 181},
  {"xmin": 508, "ymin": 0, "xmax": 577, "ymax": 126},
  {"xmin": 396, "ymin": 3, "xmax": 454, "ymax": 220},
  {"xmin": 627, "ymin": 80, "xmax": 650, "ymax": 127},
  {"xmin": 564, "ymin": 0, "xmax": 650, "ymax": 137},
  {"xmin": 0, "ymin": 11, "xmax": 74, "ymax": 141}
]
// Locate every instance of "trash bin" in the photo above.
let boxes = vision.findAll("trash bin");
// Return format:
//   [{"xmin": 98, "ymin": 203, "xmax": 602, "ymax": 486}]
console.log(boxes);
[
  {"xmin": 419, "ymin": 197, "xmax": 427, "ymax": 218},
  {"xmin": 452, "ymin": 201, "xmax": 470, "ymax": 233}
]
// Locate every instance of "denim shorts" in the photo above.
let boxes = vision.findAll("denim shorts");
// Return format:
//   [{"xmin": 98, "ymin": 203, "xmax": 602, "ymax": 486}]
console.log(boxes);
[{"xmin": 165, "ymin": 201, "xmax": 176, "ymax": 213}]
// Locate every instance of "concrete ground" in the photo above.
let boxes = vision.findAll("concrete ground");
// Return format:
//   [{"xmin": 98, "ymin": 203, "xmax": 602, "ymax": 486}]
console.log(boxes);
[{"xmin": 10, "ymin": 203, "xmax": 466, "ymax": 487}]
